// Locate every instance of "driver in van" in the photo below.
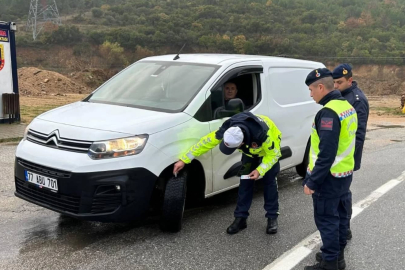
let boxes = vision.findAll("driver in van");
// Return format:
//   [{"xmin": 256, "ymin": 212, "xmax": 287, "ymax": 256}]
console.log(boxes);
[
  {"xmin": 173, "ymin": 112, "xmax": 282, "ymax": 235},
  {"xmin": 224, "ymin": 81, "xmax": 238, "ymax": 107}
]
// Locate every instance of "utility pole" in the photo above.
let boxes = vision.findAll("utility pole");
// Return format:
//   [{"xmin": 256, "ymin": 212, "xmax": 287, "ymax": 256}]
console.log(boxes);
[{"xmin": 26, "ymin": 0, "xmax": 61, "ymax": 41}]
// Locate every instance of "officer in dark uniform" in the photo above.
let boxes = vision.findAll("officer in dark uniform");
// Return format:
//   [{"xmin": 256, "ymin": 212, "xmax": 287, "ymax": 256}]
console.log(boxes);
[
  {"xmin": 173, "ymin": 112, "xmax": 282, "ymax": 235},
  {"xmin": 332, "ymin": 64, "xmax": 369, "ymax": 240},
  {"xmin": 303, "ymin": 68, "xmax": 357, "ymax": 270}
]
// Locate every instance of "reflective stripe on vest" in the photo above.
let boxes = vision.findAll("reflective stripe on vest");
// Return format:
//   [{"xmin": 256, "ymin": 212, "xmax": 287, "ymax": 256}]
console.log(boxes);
[{"xmin": 308, "ymin": 100, "xmax": 358, "ymax": 178}]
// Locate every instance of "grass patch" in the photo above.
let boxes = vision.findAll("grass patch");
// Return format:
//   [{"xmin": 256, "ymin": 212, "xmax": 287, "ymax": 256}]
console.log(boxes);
[
  {"xmin": 0, "ymin": 137, "xmax": 23, "ymax": 143},
  {"xmin": 373, "ymin": 106, "xmax": 404, "ymax": 116},
  {"xmin": 20, "ymin": 94, "xmax": 87, "ymax": 124}
]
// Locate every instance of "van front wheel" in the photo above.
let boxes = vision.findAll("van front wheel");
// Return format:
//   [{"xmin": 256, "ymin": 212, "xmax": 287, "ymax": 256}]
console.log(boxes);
[{"xmin": 159, "ymin": 173, "xmax": 187, "ymax": 232}]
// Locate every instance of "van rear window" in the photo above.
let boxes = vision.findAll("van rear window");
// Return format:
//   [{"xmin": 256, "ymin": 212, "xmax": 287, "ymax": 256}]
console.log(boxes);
[{"xmin": 87, "ymin": 61, "xmax": 219, "ymax": 113}]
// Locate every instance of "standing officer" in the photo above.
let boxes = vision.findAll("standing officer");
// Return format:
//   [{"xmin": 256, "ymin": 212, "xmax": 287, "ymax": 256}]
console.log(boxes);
[
  {"xmin": 303, "ymin": 68, "xmax": 357, "ymax": 270},
  {"xmin": 332, "ymin": 64, "xmax": 369, "ymax": 240},
  {"xmin": 173, "ymin": 112, "xmax": 282, "ymax": 235}
]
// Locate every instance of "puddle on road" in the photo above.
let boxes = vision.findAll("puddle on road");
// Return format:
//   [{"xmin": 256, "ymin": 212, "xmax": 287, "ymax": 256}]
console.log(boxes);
[{"xmin": 17, "ymin": 214, "xmax": 152, "ymax": 255}]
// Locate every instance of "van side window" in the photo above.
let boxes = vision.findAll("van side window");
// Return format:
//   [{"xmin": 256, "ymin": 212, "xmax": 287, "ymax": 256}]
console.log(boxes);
[
  {"xmin": 212, "ymin": 73, "xmax": 262, "ymax": 119},
  {"xmin": 194, "ymin": 67, "xmax": 263, "ymax": 122}
]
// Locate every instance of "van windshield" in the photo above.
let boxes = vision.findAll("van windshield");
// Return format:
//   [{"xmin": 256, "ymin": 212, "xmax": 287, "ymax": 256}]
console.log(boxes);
[{"xmin": 87, "ymin": 61, "xmax": 219, "ymax": 112}]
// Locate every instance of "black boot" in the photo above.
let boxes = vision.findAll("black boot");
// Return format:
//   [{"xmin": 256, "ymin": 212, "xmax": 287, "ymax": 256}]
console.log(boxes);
[
  {"xmin": 266, "ymin": 218, "xmax": 278, "ymax": 234},
  {"xmin": 315, "ymin": 251, "xmax": 346, "ymax": 270},
  {"xmin": 346, "ymin": 229, "xmax": 352, "ymax": 240},
  {"xmin": 226, "ymin": 217, "xmax": 247, "ymax": 234},
  {"xmin": 304, "ymin": 260, "xmax": 338, "ymax": 270}
]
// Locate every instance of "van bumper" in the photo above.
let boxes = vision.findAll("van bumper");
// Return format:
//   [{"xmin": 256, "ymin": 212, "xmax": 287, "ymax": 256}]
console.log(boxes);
[{"xmin": 14, "ymin": 158, "xmax": 158, "ymax": 222}]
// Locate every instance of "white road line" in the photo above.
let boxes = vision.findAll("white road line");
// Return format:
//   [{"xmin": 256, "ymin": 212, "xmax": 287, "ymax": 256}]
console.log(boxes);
[
  {"xmin": 350, "ymin": 206, "xmax": 363, "ymax": 219},
  {"xmin": 263, "ymin": 170, "xmax": 405, "ymax": 270}
]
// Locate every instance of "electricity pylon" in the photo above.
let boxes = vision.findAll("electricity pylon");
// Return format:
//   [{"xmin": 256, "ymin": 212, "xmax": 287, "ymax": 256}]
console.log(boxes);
[{"xmin": 26, "ymin": 0, "xmax": 62, "ymax": 40}]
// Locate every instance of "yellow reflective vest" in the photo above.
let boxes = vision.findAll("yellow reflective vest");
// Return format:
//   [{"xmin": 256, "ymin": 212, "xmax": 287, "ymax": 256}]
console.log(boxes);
[
  {"xmin": 180, "ymin": 115, "xmax": 282, "ymax": 176},
  {"xmin": 308, "ymin": 100, "xmax": 358, "ymax": 178}
]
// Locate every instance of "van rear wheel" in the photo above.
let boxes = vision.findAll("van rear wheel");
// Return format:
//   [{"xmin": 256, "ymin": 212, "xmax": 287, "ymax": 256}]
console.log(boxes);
[
  {"xmin": 296, "ymin": 142, "xmax": 310, "ymax": 178},
  {"xmin": 159, "ymin": 173, "xmax": 187, "ymax": 232}
]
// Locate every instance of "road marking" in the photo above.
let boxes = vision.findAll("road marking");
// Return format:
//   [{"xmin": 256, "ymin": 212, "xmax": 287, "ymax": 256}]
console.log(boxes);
[{"xmin": 263, "ymin": 170, "xmax": 405, "ymax": 270}]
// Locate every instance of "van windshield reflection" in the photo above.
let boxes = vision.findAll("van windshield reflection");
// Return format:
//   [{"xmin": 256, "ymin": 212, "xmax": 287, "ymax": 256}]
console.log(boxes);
[{"xmin": 88, "ymin": 61, "xmax": 219, "ymax": 112}]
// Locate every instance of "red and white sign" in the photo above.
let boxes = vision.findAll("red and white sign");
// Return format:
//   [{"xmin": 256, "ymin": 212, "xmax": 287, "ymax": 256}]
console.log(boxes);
[{"xmin": 0, "ymin": 29, "xmax": 14, "ymax": 119}]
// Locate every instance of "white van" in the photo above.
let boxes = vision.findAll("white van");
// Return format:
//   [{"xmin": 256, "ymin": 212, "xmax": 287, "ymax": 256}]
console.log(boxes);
[{"xmin": 14, "ymin": 54, "xmax": 323, "ymax": 231}]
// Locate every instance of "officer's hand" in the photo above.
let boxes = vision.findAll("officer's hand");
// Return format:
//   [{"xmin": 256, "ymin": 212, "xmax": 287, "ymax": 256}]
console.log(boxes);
[
  {"xmin": 173, "ymin": 160, "xmax": 185, "ymax": 176},
  {"xmin": 248, "ymin": 170, "xmax": 260, "ymax": 180},
  {"xmin": 304, "ymin": 185, "xmax": 315, "ymax": 195}
]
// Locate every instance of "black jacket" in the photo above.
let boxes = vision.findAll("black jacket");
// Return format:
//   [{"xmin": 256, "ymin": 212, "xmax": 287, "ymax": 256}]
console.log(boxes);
[
  {"xmin": 303, "ymin": 90, "xmax": 352, "ymax": 198},
  {"xmin": 341, "ymin": 81, "xmax": 369, "ymax": 171},
  {"xmin": 215, "ymin": 112, "xmax": 269, "ymax": 148}
]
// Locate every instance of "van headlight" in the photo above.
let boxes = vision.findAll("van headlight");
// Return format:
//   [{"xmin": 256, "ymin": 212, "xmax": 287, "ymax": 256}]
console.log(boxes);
[
  {"xmin": 88, "ymin": 135, "xmax": 149, "ymax": 160},
  {"xmin": 23, "ymin": 126, "xmax": 30, "ymax": 140}
]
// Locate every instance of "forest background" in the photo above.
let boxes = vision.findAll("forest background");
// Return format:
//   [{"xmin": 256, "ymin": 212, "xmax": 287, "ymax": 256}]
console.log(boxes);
[
  {"xmin": 2, "ymin": 0, "xmax": 405, "ymax": 69},
  {"xmin": 2, "ymin": 0, "xmax": 405, "ymax": 123}
]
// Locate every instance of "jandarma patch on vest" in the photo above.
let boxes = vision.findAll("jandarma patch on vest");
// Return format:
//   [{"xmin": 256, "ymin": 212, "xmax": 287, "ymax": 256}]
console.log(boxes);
[{"xmin": 320, "ymin": 118, "xmax": 333, "ymax": 130}]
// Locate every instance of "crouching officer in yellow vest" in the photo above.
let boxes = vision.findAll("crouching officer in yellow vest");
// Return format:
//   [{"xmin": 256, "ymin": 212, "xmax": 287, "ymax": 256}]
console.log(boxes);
[
  {"xmin": 173, "ymin": 112, "xmax": 282, "ymax": 235},
  {"xmin": 303, "ymin": 68, "xmax": 358, "ymax": 270}
]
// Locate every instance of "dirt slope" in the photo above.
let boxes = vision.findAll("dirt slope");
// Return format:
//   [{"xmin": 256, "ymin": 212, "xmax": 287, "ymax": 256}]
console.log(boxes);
[{"xmin": 18, "ymin": 67, "xmax": 92, "ymax": 96}]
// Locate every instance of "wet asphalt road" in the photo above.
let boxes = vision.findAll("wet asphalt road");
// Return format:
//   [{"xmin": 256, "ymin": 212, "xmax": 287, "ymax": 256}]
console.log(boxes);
[{"xmin": 0, "ymin": 125, "xmax": 404, "ymax": 270}]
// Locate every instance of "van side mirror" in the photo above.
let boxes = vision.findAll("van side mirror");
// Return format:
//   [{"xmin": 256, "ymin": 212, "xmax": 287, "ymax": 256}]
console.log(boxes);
[{"xmin": 214, "ymin": 98, "xmax": 245, "ymax": 119}]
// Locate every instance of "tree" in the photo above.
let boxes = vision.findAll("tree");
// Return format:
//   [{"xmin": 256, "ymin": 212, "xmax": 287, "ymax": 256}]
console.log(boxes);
[
  {"xmin": 91, "ymin": 8, "xmax": 103, "ymax": 18},
  {"xmin": 42, "ymin": 25, "xmax": 83, "ymax": 45},
  {"xmin": 233, "ymin": 35, "xmax": 247, "ymax": 54},
  {"xmin": 99, "ymin": 41, "xmax": 128, "ymax": 68}
]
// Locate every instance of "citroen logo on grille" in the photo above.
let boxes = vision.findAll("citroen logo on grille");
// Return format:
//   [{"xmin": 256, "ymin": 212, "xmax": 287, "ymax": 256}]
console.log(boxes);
[{"xmin": 46, "ymin": 130, "xmax": 61, "ymax": 147}]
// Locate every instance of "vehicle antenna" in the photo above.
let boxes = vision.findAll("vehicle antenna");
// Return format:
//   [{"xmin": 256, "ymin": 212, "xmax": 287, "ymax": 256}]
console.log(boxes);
[{"xmin": 173, "ymin": 43, "xmax": 186, "ymax": 60}]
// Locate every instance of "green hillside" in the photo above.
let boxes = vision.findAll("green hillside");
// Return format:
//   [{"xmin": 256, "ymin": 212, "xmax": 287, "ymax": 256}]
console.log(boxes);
[{"xmin": 3, "ymin": 0, "xmax": 405, "ymax": 65}]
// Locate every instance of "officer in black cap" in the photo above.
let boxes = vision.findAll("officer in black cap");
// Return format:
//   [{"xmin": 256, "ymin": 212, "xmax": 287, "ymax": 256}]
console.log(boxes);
[
  {"xmin": 303, "ymin": 68, "xmax": 356, "ymax": 270},
  {"xmin": 332, "ymin": 63, "xmax": 369, "ymax": 241}
]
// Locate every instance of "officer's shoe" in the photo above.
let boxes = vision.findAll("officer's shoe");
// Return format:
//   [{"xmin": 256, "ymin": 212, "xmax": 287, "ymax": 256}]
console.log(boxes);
[
  {"xmin": 304, "ymin": 260, "xmax": 338, "ymax": 270},
  {"xmin": 266, "ymin": 218, "xmax": 278, "ymax": 234},
  {"xmin": 226, "ymin": 217, "xmax": 247, "ymax": 234},
  {"xmin": 315, "ymin": 252, "xmax": 346, "ymax": 270},
  {"xmin": 346, "ymin": 229, "xmax": 352, "ymax": 240}
]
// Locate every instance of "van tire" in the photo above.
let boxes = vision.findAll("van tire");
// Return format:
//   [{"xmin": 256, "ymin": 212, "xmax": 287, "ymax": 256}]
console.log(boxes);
[
  {"xmin": 296, "ymin": 141, "xmax": 310, "ymax": 178},
  {"xmin": 159, "ymin": 173, "xmax": 187, "ymax": 232}
]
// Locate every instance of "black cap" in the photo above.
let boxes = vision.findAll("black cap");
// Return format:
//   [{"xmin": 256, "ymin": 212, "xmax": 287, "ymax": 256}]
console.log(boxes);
[
  {"xmin": 332, "ymin": 63, "xmax": 352, "ymax": 79},
  {"xmin": 305, "ymin": 68, "xmax": 333, "ymax": 86}
]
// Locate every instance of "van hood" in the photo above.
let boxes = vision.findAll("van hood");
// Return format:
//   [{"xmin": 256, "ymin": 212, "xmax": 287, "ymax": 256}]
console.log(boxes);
[{"xmin": 37, "ymin": 101, "xmax": 192, "ymax": 135}]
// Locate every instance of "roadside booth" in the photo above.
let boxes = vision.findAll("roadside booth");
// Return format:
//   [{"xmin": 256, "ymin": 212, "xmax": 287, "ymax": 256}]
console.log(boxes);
[{"xmin": 0, "ymin": 21, "xmax": 19, "ymax": 123}]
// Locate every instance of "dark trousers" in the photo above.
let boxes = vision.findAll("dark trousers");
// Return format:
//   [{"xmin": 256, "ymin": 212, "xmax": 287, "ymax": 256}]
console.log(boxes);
[
  {"xmin": 234, "ymin": 156, "xmax": 280, "ymax": 219},
  {"xmin": 313, "ymin": 192, "xmax": 351, "ymax": 261},
  {"xmin": 348, "ymin": 190, "xmax": 352, "ymax": 229}
]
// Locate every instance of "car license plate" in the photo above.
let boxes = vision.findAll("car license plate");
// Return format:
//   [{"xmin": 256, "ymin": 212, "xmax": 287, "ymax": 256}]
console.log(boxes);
[{"xmin": 25, "ymin": 170, "xmax": 58, "ymax": 192}]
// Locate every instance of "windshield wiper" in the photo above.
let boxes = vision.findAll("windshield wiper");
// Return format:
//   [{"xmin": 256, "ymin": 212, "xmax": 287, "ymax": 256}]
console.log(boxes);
[{"xmin": 82, "ymin": 93, "xmax": 93, "ymax": 102}]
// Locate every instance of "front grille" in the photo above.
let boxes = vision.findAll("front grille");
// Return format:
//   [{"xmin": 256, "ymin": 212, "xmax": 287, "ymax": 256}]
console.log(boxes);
[
  {"xmin": 27, "ymin": 129, "xmax": 92, "ymax": 153},
  {"xmin": 18, "ymin": 159, "xmax": 71, "ymax": 178},
  {"xmin": 91, "ymin": 195, "xmax": 121, "ymax": 214},
  {"xmin": 15, "ymin": 177, "xmax": 80, "ymax": 214}
]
